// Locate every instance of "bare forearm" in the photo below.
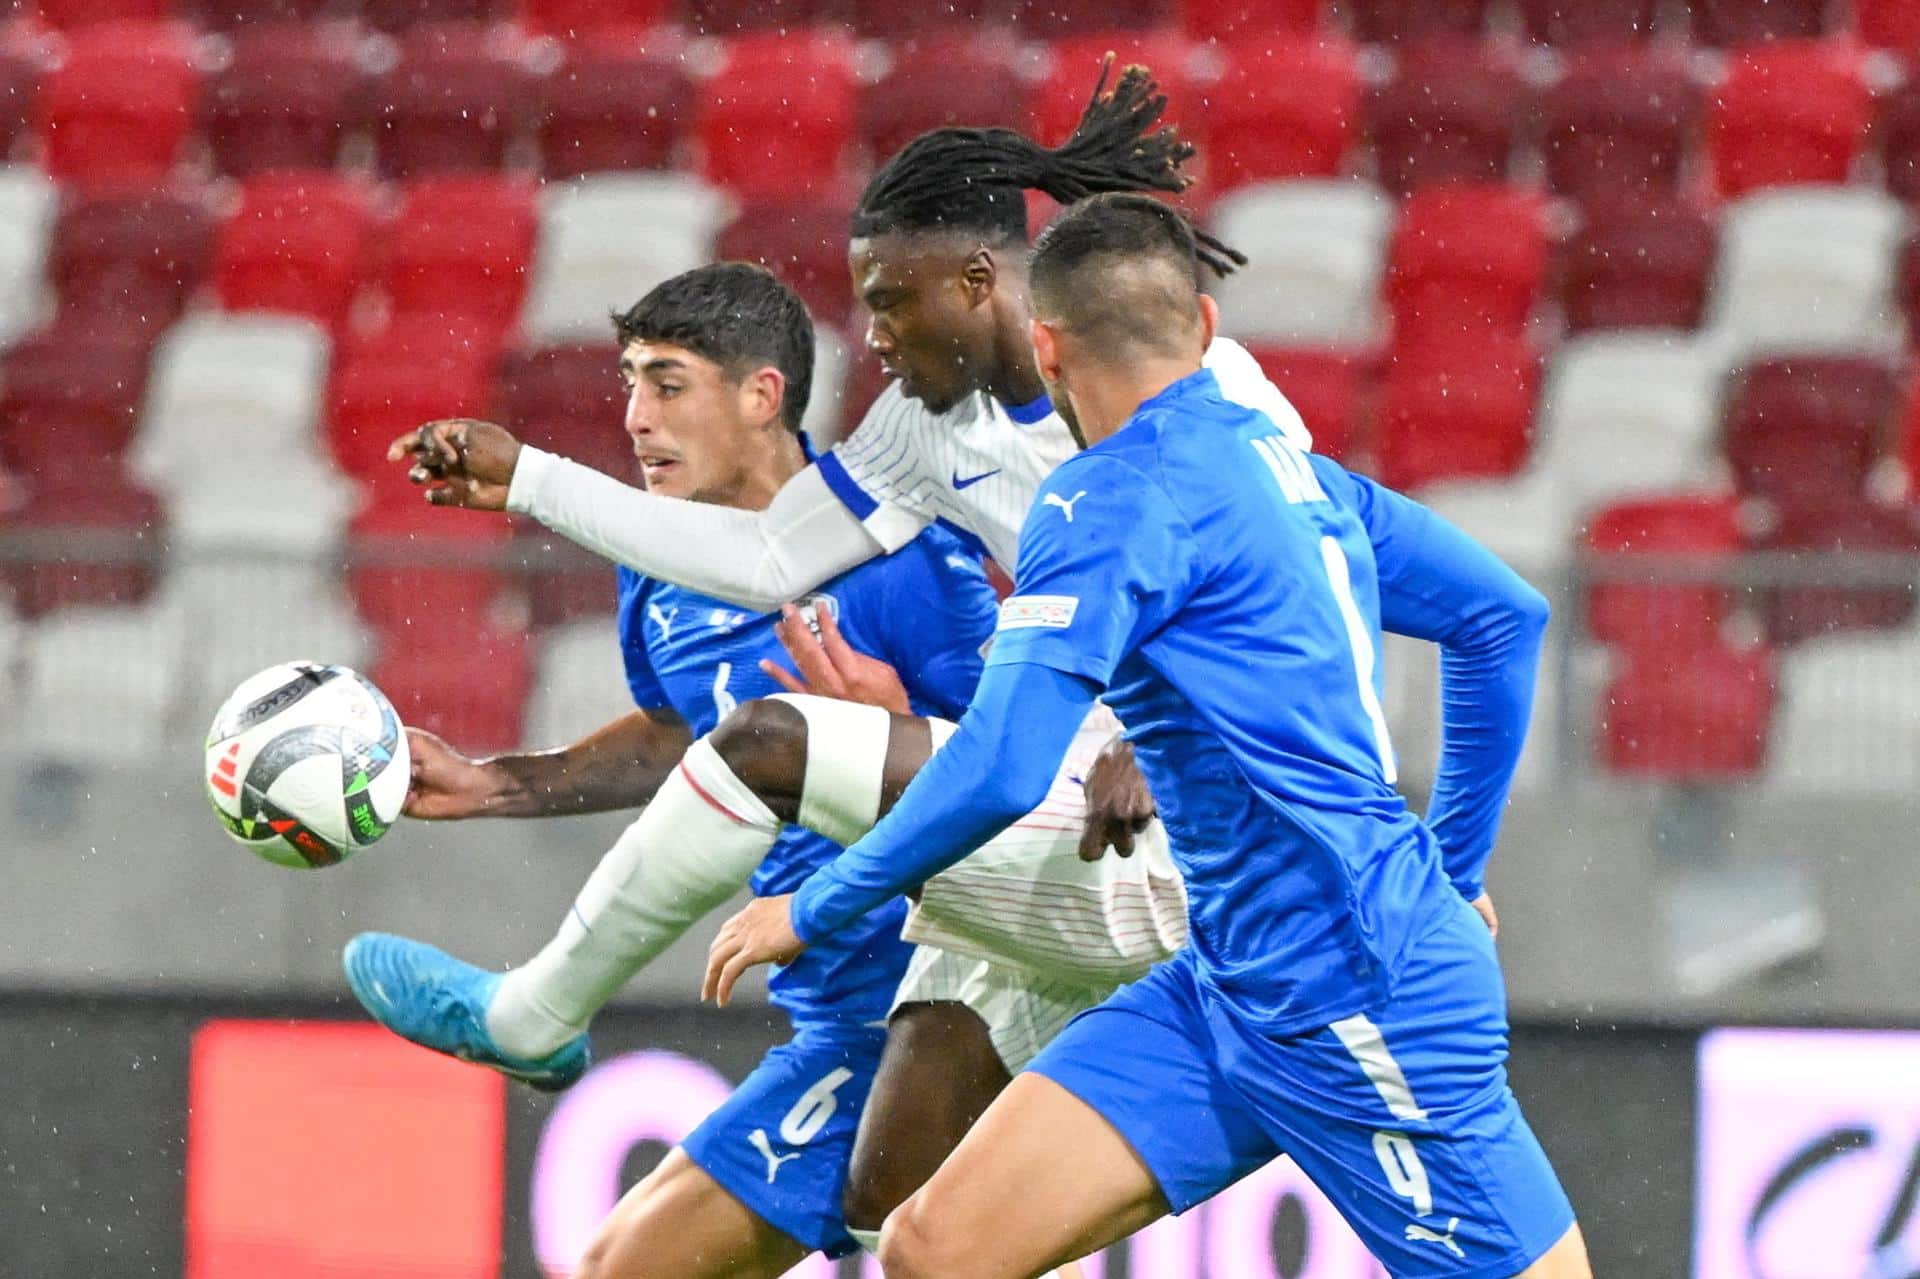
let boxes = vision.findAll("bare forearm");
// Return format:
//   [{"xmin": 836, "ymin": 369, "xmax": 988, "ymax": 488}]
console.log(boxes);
[{"xmin": 479, "ymin": 710, "xmax": 691, "ymax": 817}]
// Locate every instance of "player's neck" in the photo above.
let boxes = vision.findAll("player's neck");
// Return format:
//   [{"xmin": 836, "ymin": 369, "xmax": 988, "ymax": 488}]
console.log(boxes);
[
  {"xmin": 1071, "ymin": 358, "xmax": 1204, "ymax": 446},
  {"xmin": 983, "ymin": 283, "xmax": 1048, "ymax": 407},
  {"xmin": 713, "ymin": 430, "xmax": 809, "ymax": 512}
]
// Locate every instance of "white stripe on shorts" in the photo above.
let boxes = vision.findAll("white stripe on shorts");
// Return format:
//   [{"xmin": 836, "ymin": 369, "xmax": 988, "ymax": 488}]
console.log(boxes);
[{"xmin": 1330, "ymin": 1013, "xmax": 1430, "ymax": 1122}]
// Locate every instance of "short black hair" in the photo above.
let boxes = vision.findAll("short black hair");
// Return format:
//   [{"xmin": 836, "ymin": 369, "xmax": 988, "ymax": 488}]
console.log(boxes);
[
  {"xmin": 612, "ymin": 262, "xmax": 813, "ymax": 433},
  {"xmin": 851, "ymin": 57, "xmax": 1244, "ymax": 276},
  {"xmin": 1030, "ymin": 193, "xmax": 1213, "ymax": 360}
]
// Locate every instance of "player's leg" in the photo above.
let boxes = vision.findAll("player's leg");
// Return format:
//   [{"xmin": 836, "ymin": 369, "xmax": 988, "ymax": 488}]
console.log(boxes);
[
  {"xmin": 1218, "ymin": 895, "xmax": 1588, "ymax": 1279},
  {"xmin": 573, "ymin": 1149, "xmax": 808, "ymax": 1279},
  {"xmin": 878, "ymin": 951, "xmax": 1278, "ymax": 1278}
]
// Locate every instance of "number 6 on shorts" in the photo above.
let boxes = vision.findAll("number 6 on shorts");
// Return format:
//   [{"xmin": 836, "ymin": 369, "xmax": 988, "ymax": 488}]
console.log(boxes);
[{"xmin": 779, "ymin": 1066, "xmax": 854, "ymax": 1146}]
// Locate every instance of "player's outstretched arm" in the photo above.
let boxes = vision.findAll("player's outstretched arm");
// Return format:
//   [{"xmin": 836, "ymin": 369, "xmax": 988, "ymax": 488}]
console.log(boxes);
[
  {"xmin": 1338, "ymin": 464, "xmax": 1550, "ymax": 900},
  {"xmin": 388, "ymin": 418, "xmax": 884, "ymax": 613},
  {"xmin": 404, "ymin": 709, "xmax": 693, "ymax": 821},
  {"xmin": 701, "ymin": 660, "xmax": 1095, "ymax": 1005}
]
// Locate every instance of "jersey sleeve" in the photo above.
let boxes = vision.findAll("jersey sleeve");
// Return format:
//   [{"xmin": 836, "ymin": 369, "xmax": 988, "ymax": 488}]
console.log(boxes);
[
  {"xmin": 873, "ymin": 532, "xmax": 998, "ymax": 721},
  {"xmin": 813, "ymin": 383, "xmax": 946, "ymax": 554},
  {"xmin": 613, "ymin": 569, "xmax": 672, "ymax": 712},
  {"xmin": 985, "ymin": 453, "xmax": 1201, "ymax": 687},
  {"xmin": 1204, "ymin": 336, "xmax": 1314, "ymax": 452},
  {"xmin": 1323, "ymin": 461, "xmax": 1550, "ymax": 899}
]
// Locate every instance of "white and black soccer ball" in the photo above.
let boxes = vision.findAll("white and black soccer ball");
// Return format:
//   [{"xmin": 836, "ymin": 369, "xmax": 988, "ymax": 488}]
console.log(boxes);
[{"xmin": 203, "ymin": 662, "xmax": 411, "ymax": 870}]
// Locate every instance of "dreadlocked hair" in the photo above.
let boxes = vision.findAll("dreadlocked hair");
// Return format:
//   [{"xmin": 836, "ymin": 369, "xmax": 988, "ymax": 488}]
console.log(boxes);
[{"xmin": 851, "ymin": 57, "xmax": 1247, "ymax": 279}]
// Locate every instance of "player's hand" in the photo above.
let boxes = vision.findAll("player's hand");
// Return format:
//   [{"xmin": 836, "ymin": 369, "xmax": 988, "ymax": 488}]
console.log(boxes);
[
  {"xmin": 388, "ymin": 418, "xmax": 523, "ymax": 512},
  {"xmin": 1470, "ymin": 892, "xmax": 1498, "ymax": 940},
  {"xmin": 761, "ymin": 601, "xmax": 913, "ymax": 716},
  {"xmin": 702, "ymin": 894, "xmax": 807, "ymax": 1007},
  {"xmin": 402, "ymin": 728, "xmax": 505, "ymax": 820},
  {"xmin": 1078, "ymin": 736, "xmax": 1156, "ymax": 861}
]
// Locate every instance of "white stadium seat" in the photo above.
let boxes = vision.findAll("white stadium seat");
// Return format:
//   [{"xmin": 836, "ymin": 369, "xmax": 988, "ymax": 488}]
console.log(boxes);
[
  {"xmin": 12, "ymin": 599, "xmax": 192, "ymax": 764},
  {"xmin": 1706, "ymin": 186, "xmax": 1907, "ymax": 361},
  {"xmin": 1534, "ymin": 332, "xmax": 1729, "ymax": 525},
  {"xmin": 524, "ymin": 174, "xmax": 729, "ymax": 342},
  {"xmin": 1420, "ymin": 471, "xmax": 1571, "ymax": 574},
  {"xmin": 802, "ymin": 325, "xmax": 849, "ymax": 452},
  {"xmin": 0, "ymin": 166, "xmax": 56, "ymax": 347},
  {"xmin": 1207, "ymin": 179, "xmax": 1394, "ymax": 345},
  {"xmin": 524, "ymin": 619, "xmax": 637, "ymax": 749},
  {"xmin": 1763, "ymin": 631, "xmax": 1920, "ymax": 795}
]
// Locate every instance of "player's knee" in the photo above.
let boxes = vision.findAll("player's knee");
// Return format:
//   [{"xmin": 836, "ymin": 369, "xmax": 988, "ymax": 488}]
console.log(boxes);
[
  {"xmin": 876, "ymin": 1199, "xmax": 965, "ymax": 1279},
  {"xmin": 708, "ymin": 698, "xmax": 807, "ymax": 805}
]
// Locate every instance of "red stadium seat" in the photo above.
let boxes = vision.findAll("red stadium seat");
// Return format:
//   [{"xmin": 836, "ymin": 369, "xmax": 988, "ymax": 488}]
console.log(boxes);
[
  {"xmin": 539, "ymin": 42, "xmax": 693, "ymax": 179},
  {"xmin": 1583, "ymin": 493, "xmax": 1744, "ymax": 651},
  {"xmin": 1892, "ymin": 228, "xmax": 1920, "ymax": 338},
  {"xmin": 1201, "ymin": 38, "xmax": 1361, "ymax": 192},
  {"xmin": 1560, "ymin": 199, "xmax": 1716, "ymax": 333},
  {"xmin": 1517, "ymin": 0, "xmax": 1657, "ymax": 44},
  {"xmin": 48, "ymin": 190, "xmax": 214, "ymax": 340},
  {"xmin": 522, "ymin": 0, "xmax": 673, "ymax": 36},
  {"xmin": 1243, "ymin": 344, "xmax": 1371, "ymax": 463},
  {"xmin": 370, "ymin": 25, "xmax": 538, "ymax": 179},
  {"xmin": 188, "ymin": 0, "xmax": 337, "ymax": 30},
  {"xmin": 715, "ymin": 198, "xmax": 854, "ymax": 329},
  {"xmin": 1722, "ymin": 356, "xmax": 1899, "ymax": 507},
  {"xmin": 840, "ymin": 347, "xmax": 889, "ymax": 426},
  {"xmin": 203, "ymin": 28, "xmax": 365, "ymax": 179},
  {"xmin": 1541, "ymin": 49, "xmax": 1699, "ymax": 205},
  {"xmin": 849, "ymin": 0, "xmax": 1021, "ymax": 38},
  {"xmin": 1690, "ymin": 0, "xmax": 1833, "ymax": 47},
  {"xmin": 0, "ymin": 332, "xmax": 150, "ymax": 479},
  {"xmin": 347, "ymin": 498, "xmax": 514, "ymax": 638},
  {"xmin": 1860, "ymin": 0, "xmax": 1920, "ymax": 55},
  {"xmin": 1334, "ymin": 0, "xmax": 1490, "ymax": 43},
  {"xmin": 495, "ymin": 344, "xmax": 634, "ymax": 481},
  {"xmin": 1180, "ymin": 0, "xmax": 1322, "ymax": 42},
  {"xmin": 1384, "ymin": 185, "xmax": 1550, "ymax": 342},
  {"xmin": 1599, "ymin": 643, "xmax": 1775, "ymax": 780},
  {"xmin": 1708, "ymin": 43, "xmax": 1869, "ymax": 199},
  {"xmin": 361, "ymin": 0, "xmax": 507, "ymax": 31},
  {"xmin": 327, "ymin": 336, "xmax": 497, "ymax": 484},
  {"xmin": 212, "ymin": 173, "xmax": 376, "ymax": 332},
  {"xmin": 1375, "ymin": 333, "xmax": 1540, "ymax": 492},
  {"xmin": 1017, "ymin": 0, "xmax": 1172, "ymax": 36},
  {"xmin": 1365, "ymin": 41, "xmax": 1529, "ymax": 197},
  {"xmin": 1757, "ymin": 501, "xmax": 1920, "ymax": 643},
  {"xmin": 376, "ymin": 175, "xmax": 536, "ymax": 334},
  {"xmin": 860, "ymin": 33, "xmax": 1027, "ymax": 167},
  {"xmin": 1877, "ymin": 80, "xmax": 1920, "ymax": 206},
  {"xmin": 33, "ymin": 0, "xmax": 170, "ymax": 27},
  {"xmin": 1030, "ymin": 33, "xmax": 1194, "ymax": 147},
  {"xmin": 0, "ymin": 472, "xmax": 164, "ymax": 617},
  {"xmin": 685, "ymin": 0, "xmax": 827, "ymax": 35},
  {"xmin": 699, "ymin": 33, "xmax": 857, "ymax": 200},
  {"xmin": 0, "ymin": 35, "xmax": 48, "ymax": 161},
  {"xmin": 371, "ymin": 626, "xmax": 532, "ymax": 753},
  {"xmin": 38, "ymin": 22, "xmax": 199, "ymax": 192}
]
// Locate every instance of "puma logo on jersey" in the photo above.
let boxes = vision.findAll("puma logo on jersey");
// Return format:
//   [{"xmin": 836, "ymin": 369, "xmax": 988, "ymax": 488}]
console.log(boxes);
[
  {"xmin": 1405, "ymin": 1218, "xmax": 1464, "ymax": 1260},
  {"xmin": 646, "ymin": 602, "xmax": 678, "ymax": 641},
  {"xmin": 747, "ymin": 1129, "xmax": 804, "ymax": 1184},
  {"xmin": 1043, "ymin": 490, "xmax": 1088, "ymax": 522}
]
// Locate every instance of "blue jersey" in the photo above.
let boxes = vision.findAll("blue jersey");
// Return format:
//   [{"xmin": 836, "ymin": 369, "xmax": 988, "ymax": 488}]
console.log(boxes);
[
  {"xmin": 988, "ymin": 368, "xmax": 1545, "ymax": 1035},
  {"xmin": 617, "ymin": 524, "xmax": 997, "ymax": 1025}
]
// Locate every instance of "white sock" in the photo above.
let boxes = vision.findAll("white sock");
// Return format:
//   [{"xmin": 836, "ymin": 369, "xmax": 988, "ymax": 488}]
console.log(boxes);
[{"xmin": 486, "ymin": 739, "xmax": 782, "ymax": 1058}]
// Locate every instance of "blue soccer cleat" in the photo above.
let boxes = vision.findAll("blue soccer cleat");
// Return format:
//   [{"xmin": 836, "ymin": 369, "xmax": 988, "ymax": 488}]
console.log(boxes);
[{"xmin": 342, "ymin": 932, "xmax": 590, "ymax": 1092}]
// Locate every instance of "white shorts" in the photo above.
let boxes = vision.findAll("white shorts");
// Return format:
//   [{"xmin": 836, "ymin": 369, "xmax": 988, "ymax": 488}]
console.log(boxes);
[
  {"xmin": 771, "ymin": 695, "xmax": 1189, "ymax": 986},
  {"xmin": 891, "ymin": 943, "xmax": 1114, "ymax": 1074}
]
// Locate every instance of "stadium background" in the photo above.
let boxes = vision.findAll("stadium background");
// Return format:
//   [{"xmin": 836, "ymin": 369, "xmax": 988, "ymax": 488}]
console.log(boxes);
[{"xmin": 2, "ymin": 0, "xmax": 1918, "ymax": 1274}]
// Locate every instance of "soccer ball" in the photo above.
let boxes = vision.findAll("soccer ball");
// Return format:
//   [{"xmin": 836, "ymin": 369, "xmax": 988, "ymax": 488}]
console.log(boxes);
[{"xmin": 204, "ymin": 662, "xmax": 411, "ymax": 870}]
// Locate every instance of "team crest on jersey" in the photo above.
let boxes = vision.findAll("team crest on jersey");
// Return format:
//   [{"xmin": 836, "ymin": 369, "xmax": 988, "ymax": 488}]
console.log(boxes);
[
  {"xmin": 997, "ymin": 594, "xmax": 1078, "ymax": 631},
  {"xmin": 793, "ymin": 593, "xmax": 841, "ymax": 639}
]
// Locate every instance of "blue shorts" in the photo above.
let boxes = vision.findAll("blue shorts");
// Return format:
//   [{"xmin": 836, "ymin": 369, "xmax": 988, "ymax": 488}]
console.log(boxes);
[
  {"xmin": 1028, "ymin": 895, "xmax": 1574, "ymax": 1279},
  {"xmin": 680, "ymin": 1018, "xmax": 886, "ymax": 1259}
]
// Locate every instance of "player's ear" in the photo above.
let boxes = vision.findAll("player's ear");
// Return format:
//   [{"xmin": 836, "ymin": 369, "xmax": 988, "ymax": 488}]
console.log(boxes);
[
  {"xmin": 741, "ymin": 364, "xmax": 786, "ymax": 431},
  {"xmin": 1197, "ymin": 292, "xmax": 1220, "ymax": 351},
  {"xmin": 962, "ymin": 247, "xmax": 996, "ymax": 306},
  {"xmin": 1030, "ymin": 318, "xmax": 1062, "ymax": 382}
]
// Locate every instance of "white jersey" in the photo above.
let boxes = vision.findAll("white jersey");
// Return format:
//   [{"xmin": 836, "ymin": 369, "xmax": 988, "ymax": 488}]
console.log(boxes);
[{"xmin": 816, "ymin": 336, "xmax": 1312, "ymax": 571}]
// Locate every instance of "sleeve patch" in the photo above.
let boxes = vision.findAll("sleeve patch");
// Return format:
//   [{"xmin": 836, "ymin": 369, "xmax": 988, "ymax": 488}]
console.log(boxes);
[{"xmin": 997, "ymin": 594, "xmax": 1080, "ymax": 631}]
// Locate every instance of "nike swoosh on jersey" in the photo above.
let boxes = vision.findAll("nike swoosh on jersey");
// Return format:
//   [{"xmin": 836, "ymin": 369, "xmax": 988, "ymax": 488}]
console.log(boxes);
[{"xmin": 951, "ymin": 468, "xmax": 1001, "ymax": 490}]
